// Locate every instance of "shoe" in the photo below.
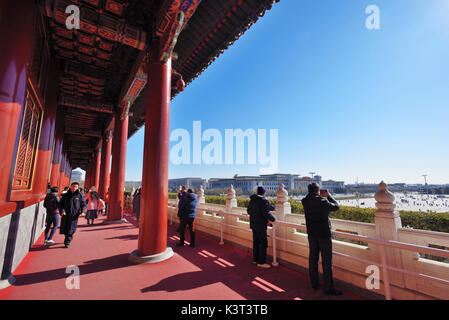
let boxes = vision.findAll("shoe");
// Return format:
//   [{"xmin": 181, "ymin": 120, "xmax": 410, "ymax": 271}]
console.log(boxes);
[
  {"xmin": 176, "ymin": 242, "xmax": 184, "ymax": 247},
  {"xmin": 47, "ymin": 240, "xmax": 56, "ymax": 245},
  {"xmin": 257, "ymin": 263, "xmax": 272, "ymax": 269},
  {"xmin": 189, "ymin": 244, "xmax": 195, "ymax": 248},
  {"xmin": 311, "ymin": 284, "xmax": 319, "ymax": 290},
  {"xmin": 44, "ymin": 240, "xmax": 48, "ymax": 245},
  {"xmin": 64, "ymin": 244, "xmax": 70, "ymax": 248},
  {"xmin": 325, "ymin": 289, "xmax": 343, "ymax": 296}
]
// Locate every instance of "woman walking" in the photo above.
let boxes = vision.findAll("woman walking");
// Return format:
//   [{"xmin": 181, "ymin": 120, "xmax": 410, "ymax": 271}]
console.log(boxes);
[
  {"xmin": 85, "ymin": 188, "xmax": 99, "ymax": 225},
  {"xmin": 43, "ymin": 187, "xmax": 60, "ymax": 245}
]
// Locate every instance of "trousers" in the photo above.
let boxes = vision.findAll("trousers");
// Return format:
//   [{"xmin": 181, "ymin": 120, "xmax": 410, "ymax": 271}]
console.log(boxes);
[
  {"xmin": 308, "ymin": 236, "xmax": 334, "ymax": 291},
  {"xmin": 45, "ymin": 213, "xmax": 60, "ymax": 241},
  {"xmin": 252, "ymin": 228, "xmax": 268, "ymax": 264},
  {"xmin": 179, "ymin": 217, "xmax": 195, "ymax": 245}
]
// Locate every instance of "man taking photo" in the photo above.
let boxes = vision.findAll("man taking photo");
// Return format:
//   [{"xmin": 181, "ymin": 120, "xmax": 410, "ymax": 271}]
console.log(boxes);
[
  {"xmin": 301, "ymin": 183, "xmax": 342, "ymax": 296},
  {"xmin": 247, "ymin": 186, "xmax": 275, "ymax": 268}
]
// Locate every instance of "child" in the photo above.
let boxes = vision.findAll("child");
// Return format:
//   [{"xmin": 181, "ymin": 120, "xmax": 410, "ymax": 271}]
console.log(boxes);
[{"xmin": 98, "ymin": 197, "xmax": 105, "ymax": 216}]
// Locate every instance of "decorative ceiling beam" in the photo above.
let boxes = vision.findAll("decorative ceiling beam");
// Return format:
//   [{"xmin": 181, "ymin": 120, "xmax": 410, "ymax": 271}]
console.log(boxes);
[
  {"xmin": 67, "ymin": 148, "xmax": 92, "ymax": 154},
  {"xmin": 41, "ymin": 0, "xmax": 147, "ymax": 50},
  {"xmin": 65, "ymin": 127, "xmax": 102, "ymax": 138},
  {"xmin": 116, "ymin": 0, "xmax": 202, "ymax": 114},
  {"xmin": 59, "ymin": 94, "xmax": 114, "ymax": 113}
]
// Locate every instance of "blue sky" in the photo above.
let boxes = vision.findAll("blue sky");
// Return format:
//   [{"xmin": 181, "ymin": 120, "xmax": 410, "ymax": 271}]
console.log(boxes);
[{"xmin": 123, "ymin": 0, "xmax": 449, "ymax": 184}]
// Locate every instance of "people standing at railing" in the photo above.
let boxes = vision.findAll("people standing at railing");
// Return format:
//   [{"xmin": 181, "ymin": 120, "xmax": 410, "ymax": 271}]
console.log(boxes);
[
  {"xmin": 177, "ymin": 188, "xmax": 197, "ymax": 248},
  {"xmin": 132, "ymin": 188, "xmax": 141, "ymax": 222},
  {"xmin": 59, "ymin": 182, "xmax": 87, "ymax": 248},
  {"xmin": 43, "ymin": 186, "xmax": 60, "ymax": 245},
  {"xmin": 247, "ymin": 186, "xmax": 276, "ymax": 269},
  {"xmin": 301, "ymin": 182, "xmax": 342, "ymax": 296}
]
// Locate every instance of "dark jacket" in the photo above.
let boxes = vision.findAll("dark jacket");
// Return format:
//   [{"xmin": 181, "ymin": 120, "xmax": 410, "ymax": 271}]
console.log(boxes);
[
  {"xmin": 178, "ymin": 192, "xmax": 197, "ymax": 219},
  {"xmin": 43, "ymin": 192, "xmax": 60, "ymax": 214},
  {"xmin": 59, "ymin": 189, "xmax": 86, "ymax": 235},
  {"xmin": 177, "ymin": 191, "xmax": 187, "ymax": 216},
  {"xmin": 301, "ymin": 193, "xmax": 339, "ymax": 238},
  {"xmin": 132, "ymin": 192, "xmax": 141, "ymax": 213},
  {"xmin": 247, "ymin": 194, "xmax": 275, "ymax": 230}
]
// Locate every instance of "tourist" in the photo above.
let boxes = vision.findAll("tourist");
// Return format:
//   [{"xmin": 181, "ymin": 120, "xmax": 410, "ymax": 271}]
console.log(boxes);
[
  {"xmin": 43, "ymin": 186, "xmax": 60, "ymax": 245},
  {"xmin": 59, "ymin": 182, "xmax": 86, "ymax": 248},
  {"xmin": 301, "ymin": 183, "xmax": 342, "ymax": 295},
  {"xmin": 85, "ymin": 187, "xmax": 99, "ymax": 225},
  {"xmin": 60, "ymin": 186, "xmax": 69, "ymax": 197},
  {"xmin": 176, "ymin": 186, "xmax": 187, "ymax": 232},
  {"xmin": 247, "ymin": 186, "xmax": 275, "ymax": 268},
  {"xmin": 104, "ymin": 188, "xmax": 109, "ymax": 216},
  {"xmin": 98, "ymin": 197, "xmax": 105, "ymax": 216},
  {"xmin": 132, "ymin": 188, "xmax": 141, "ymax": 222},
  {"xmin": 177, "ymin": 188, "xmax": 197, "ymax": 247}
]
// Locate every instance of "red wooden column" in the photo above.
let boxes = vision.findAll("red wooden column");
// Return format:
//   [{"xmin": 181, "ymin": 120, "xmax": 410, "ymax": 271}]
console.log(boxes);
[
  {"xmin": 0, "ymin": 0, "xmax": 35, "ymax": 214},
  {"xmin": 85, "ymin": 160, "xmax": 92, "ymax": 189},
  {"xmin": 99, "ymin": 129, "xmax": 112, "ymax": 198},
  {"xmin": 106, "ymin": 110, "xmax": 128, "ymax": 223},
  {"xmin": 93, "ymin": 146, "xmax": 101, "ymax": 191},
  {"xmin": 130, "ymin": 39, "xmax": 173, "ymax": 262},
  {"xmin": 50, "ymin": 122, "xmax": 63, "ymax": 187},
  {"xmin": 84, "ymin": 165, "xmax": 90, "ymax": 189},
  {"xmin": 58, "ymin": 153, "xmax": 66, "ymax": 190},
  {"xmin": 33, "ymin": 63, "xmax": 59, "ymax": 196}
]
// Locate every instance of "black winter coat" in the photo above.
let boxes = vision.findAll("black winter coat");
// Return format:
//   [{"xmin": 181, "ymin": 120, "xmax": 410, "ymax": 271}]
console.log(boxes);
[
  {"xmin": 178, "ymin": 192, "xmax": 197, "ymax": 219},
  {"xmin": 59, "ymin": 190, "xmax": 86, "ymax": 235},
  {"xmin": 301, "ymin": 193, "xmax": 339, "ymax": 238},
  {"xmin": 43, "ymin": 192, "xmax": 60, "ymax": 214},
  {"xmin": 247, "ymin": 194, "xmax": 275, "ymax": 230}
]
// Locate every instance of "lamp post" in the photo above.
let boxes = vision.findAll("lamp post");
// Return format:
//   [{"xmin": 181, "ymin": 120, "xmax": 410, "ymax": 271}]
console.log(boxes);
[{"xmin": 422, "ymin": 174, "xmax": 428, "ymax": 195}]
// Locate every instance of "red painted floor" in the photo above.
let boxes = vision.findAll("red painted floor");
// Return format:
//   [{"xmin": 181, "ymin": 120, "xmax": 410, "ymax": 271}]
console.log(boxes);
[{"xmin": 0, "ymin": 211, "xmax": 366, "ymax": 300}]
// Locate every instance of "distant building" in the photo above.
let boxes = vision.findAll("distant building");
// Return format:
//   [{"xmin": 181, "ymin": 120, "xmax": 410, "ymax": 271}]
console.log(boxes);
[
  {"xmin": 71, "ymin": 170, "xmax": 83, "ymax": 184},
  {"xmin": 293, "ymin": 175, "xmax": 322, "ymax": 191},
  {"xmin": 168, "ymin": 178, "xmax": 206, "ymax": 191},
  {"xmin": 209, "ymin": 174, "xmax": 299, "ymax": 192},
  {"xmin": 321, "ymin": 179, "xmax": 345, "ymax": 192},
  {"xmin": 207, "ymin": 174, "xmax": 344, "ymax": 193}
]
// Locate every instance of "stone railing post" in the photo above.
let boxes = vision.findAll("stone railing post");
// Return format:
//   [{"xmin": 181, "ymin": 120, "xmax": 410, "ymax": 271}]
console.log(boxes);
[
  {"xmin": 223, "ymin": 185, "xmax": 237, "ymax": 236},
  {"xmin": 275, "ymin": 183, "xmax": 291, "ymax": 219},
  {"xmin": 226, "ymin": 184, "xmax": 237, "ymax": 211},
  {"xmin": 274, "ymin": 183, "xmax": 290, "ymax": 254},
  {"xmin": 197, "ymin": 185, "xmax": 205, "ymax": 204},
  {"xmin": 374, "ymin": 181, "xmax": 405, "ymax": 288}
]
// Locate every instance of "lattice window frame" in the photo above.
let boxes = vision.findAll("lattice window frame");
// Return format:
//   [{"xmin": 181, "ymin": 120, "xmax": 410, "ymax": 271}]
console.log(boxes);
[{"xmin": 11, "ymin": 79, "xmax": 44, "ymax": 192}]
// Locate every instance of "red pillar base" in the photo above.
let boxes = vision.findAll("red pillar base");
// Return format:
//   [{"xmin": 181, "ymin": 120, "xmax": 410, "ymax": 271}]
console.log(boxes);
[
  {"xmin": 128, "ymin": 248, "xmax": 174, "ymax": 264},
  {"xmin": 0, "ymin": 274, "xmax": 16, "ymax": 289}
]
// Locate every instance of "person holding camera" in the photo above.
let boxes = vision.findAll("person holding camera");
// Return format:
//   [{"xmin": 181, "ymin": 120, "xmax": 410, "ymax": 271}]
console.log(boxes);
[
  {"xmin": 247, "ymin": 186, "xmax": 276, "ymax": 268},
  {"xmin": 301, "ymin": 183, "xmax": 342, "ymax": 295}
]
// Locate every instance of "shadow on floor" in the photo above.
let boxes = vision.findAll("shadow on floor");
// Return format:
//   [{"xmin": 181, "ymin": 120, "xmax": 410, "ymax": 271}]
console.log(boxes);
[{"xmin": 11, "ymin": 253, "xmax": 131, "ymax": 286}]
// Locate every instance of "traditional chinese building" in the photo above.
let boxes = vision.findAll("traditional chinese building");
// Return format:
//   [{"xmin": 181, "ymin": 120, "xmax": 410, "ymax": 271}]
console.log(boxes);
[{"xmin": 0, "ymin": 0, "xmax": 280, "ymax": 285}]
